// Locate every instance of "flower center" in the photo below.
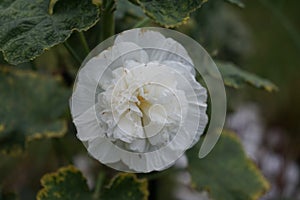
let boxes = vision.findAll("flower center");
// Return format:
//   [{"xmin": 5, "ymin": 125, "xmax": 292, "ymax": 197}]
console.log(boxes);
[
  {"xmin": 136, "ymin": 94, "xmax": 151, "ymax": 127},
  {"xmin": 137, "ymin": 95, "xmax": 145, "ymax": 103},
  {"xmin": 100, "ymin": 63, "xmax": 185, "ymax": 144}
]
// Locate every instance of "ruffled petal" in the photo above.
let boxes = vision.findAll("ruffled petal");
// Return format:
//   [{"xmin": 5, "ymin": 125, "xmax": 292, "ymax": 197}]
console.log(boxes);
[
  {"xmin": 73, "ymin": 105, "xmax": 104, "ymax": 141},
  {"xmin": 115, "ymin": 29, "xmax": 193, "ymax": 71},
  {"xmin": 70, "ymin": 42, "xmax": 149, "ymax": 118},
  {"xmin": 87, "ymin": 137, "xmax": 120, "ymax": 164},
  {"xmin": 115, "ymin": 29, "xmax": 166, "ymax": 50}
]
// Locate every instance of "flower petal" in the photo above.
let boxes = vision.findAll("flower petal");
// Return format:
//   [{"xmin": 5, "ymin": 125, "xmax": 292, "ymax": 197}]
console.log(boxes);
[
  {"xmin": 115, "ymin": 29, "xmax": 193, "ymax": 70},
  {"xmin": 87, "ymin": 137, "xmax": 120, "ymax": 163},
  {"xmin": 70, "ymin": 42, "xmax": 149, "ymax": 118},
  {"xmin": 73, "ymin": 105, "xmax": 104, "ymax": 141}
]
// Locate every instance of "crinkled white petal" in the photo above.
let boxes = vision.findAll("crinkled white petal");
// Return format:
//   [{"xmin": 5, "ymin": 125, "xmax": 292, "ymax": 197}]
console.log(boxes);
[
  {"xmin": 87, "ymin": 137, "xmax": 120, "ymax": 164},
  {"xmin": 71, "ymin": 42, "xmax": 149, "ymax": 118},
  {"xmin": 115, "ymin": 29, "xmax": 166, "ymax": 51},
  {"xmin": 115, "ymin": 29, "xmax": 194, "ymax": 74},
  {"xmin": 73, "ymin": 105, "xmax": 104, "ymax": 141}
]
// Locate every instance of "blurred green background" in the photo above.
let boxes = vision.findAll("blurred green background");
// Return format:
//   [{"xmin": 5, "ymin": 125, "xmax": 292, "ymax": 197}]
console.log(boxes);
[{"xmin": 236, "ymin": 0, "xmax": 300, "ymax": 157}]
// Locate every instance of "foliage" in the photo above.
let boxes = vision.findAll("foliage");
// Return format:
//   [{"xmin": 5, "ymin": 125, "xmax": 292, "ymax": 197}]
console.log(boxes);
[
  {"xmin": 0, "ymin": 66, "xmax": 70, "ymax": 154},
  {"xmin": 37, "ymin": 166, "xmax": 92, "ymax": 200},
  {"xmin": 0, "ymin": 0, "xmax": 99, "ymax": 65},
  {"xmin": 101, "ymin": 173, "xmax": 148, "ymax": 200},
  {"xmin": 37, "ymin": 166, "xmax": 148, "ymax": 200},
  {"xmin": 187, "ymin": 131, "xmax": 270, "ymax": 200},
  {"xmin": 217, "ymin": 61, "xmax": 278, "ymax": 92},
  {"xmin": 130, "ymin": 0, "xmax": 207, "ymax": 27}
]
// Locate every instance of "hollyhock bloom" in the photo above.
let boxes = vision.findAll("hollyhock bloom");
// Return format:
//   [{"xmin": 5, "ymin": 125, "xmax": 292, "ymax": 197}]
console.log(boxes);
[{"xmin": 70, "ymin": 29, "xmax": 208, "ymax": 172}]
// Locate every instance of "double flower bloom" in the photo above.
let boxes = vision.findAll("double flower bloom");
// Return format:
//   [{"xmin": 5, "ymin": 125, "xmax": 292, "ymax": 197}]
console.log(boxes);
[{"xmin": 70, "ymin": 29, "xmax": 208, "ymax": 173}]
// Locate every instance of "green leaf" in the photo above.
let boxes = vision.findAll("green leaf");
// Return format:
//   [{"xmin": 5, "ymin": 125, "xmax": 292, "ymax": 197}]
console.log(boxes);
[
  {"xmin": 0, "ymin": 0, "xmax": 100, "ymax": 65},
  {"xmin": 187, "ymin": 131, "xmax": 270, "ymax": 200},
  {"xmin": 101, "ymin": 173, "xmax": 149, "ymax": 200},
  {"xmin": 216, "ymin": 61, "xmax": 278, "ymax": 92},
  {"xmin": 116, "ymin": 0, "xmax": 145, "ymax": 19},
  {"xmin": 37, "ymin": 166, "xmax": 149, "ymax": 200},
  {"xmin": 133, "ymin": 0, "xmax": 207, "ymax": 27},
  {"xmin": 37, "ymin": 165, "xmax": 92, "ymax": 200},
  {"xmin": 0, "ymin": 66, "xmax": 70, "ymax": 154},
  {"xmin": 225, "ymin": 0, "xmax": 245, "ymax": 8}
]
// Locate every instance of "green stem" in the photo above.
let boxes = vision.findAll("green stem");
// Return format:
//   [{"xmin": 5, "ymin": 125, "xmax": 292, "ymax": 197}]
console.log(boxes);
[
  {"xmin": 100, "ymin": 0, "xmax": 115, "ymax": 42},
  {"xmin": 93, "ymin": 172, "xmax": 105, "ymax": 199},
  {"xmin": 63, "ymin": 41, "xmax": 82, "ymax": 65},
  {"xmin": 78, "ymin": 31, "xmax": 90, "ymax": 55},
  {"xmin": 133, "ymin": 18, "xmax": 151, "ymax": 28}
]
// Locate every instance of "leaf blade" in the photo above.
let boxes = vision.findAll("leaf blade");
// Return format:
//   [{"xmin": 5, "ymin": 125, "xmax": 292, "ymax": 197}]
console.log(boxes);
[
  {"xmin": 37, "ymin": 166, "xmax": 149, "ymax": 200},
  {"xmin": 37, "ymin": 165, "xmax": 92, "ymax": 200},
  {"xmin": 134, "ymin": 0, "xmax": 207, "ymax": 27},
  {"xmin": 187, "ymin": 131, "xmax": 270, "ymax": 200},
  {"xmin": 0, "ymin": 66, "xmax": 70, "ymax": 154},
  {"xmin": 102, "ymin": 173, "xmax": 149, "ymax": 200},
  {"xmin": 216, "ymin": 61, "xmax": 278, "ymax": 92},
  {"xmin": 0, "ymin": 0, "xmax": 100, "ymax": 65}
]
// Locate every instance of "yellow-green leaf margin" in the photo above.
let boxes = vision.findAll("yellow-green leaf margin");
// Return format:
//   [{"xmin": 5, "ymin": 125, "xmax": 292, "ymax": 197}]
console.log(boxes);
[
  {"xmin": 0, "ymin": 66, "xmax": 69, "ymax": 155},
  {"xmin": 102, "ymin": 173, "xmax": 149, "ymax": 200},
  {"xmin": 216, "ymin": 61, "xmax": 278, "ymax": 92},
  {"xmin": 37, "ymin": 165, "xmax": 92, "ymax": 200},
  {"xmin": 187, "ymin": 131, "xmax": 270, "ymax": 200}
]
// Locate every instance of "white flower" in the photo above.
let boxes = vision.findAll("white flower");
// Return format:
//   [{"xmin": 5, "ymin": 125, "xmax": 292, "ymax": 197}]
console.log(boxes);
[{"xmin": 70, "ymin": 29, "xmax": 208, "ymax": 173}]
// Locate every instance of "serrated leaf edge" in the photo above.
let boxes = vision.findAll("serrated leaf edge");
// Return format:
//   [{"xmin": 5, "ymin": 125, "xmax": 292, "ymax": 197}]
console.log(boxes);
[
  {"xmin": 216, "ymin": 61, "xmax": 279, "ymax": 92},
  {"xmin": 136, "ymin": 0, "xmax": 208, "ymax": 27},
  {"xmin": 191, "ymin": 131, "xmax": 270, "ymax": 200},
  {"xmin": 224, "ymin": 132, "xmax": 270, "ymax": 199},
  {"xmin": 36, "ymin": 165, "xmax": 88, "ymax": 200},
  {"xmin": 105, "ymin": 173, "xmax": 149, "ymax": 200},
  {"xmin": 0, "ymin": 66, "xmax": 68, "ymax": 155}
]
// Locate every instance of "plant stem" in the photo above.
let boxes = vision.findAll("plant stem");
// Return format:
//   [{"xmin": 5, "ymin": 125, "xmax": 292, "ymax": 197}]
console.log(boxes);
[
  {"xmin": 78, "ymin": 31, "xmax": 90, "ymax": 55},
  {"xmin": 93, "ymin": 171, "xmax": 105, "ymax": 199},
  {"xmin": 100, "ymin": 0, "xmax": 115, "ymax": 42},
  {"xmin": 63, "ymin": 41, "xmax": 82, "ymax": 65},
  {"xmin": 133, "ymin": 18, "xmax": 151, "ymax": 28}
]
